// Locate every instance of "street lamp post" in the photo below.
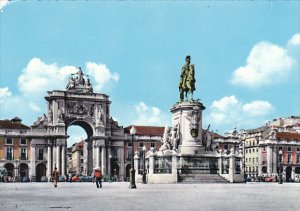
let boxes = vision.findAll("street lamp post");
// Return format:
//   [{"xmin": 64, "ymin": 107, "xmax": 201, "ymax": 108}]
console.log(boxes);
[
  {"xmin": 278, "ymin": 149, "xmax": 283, "ymax": 184},
  {"xmin": 109, "ymin": 154, "xmax": 112, "ymax": 183},
  {"xmin": 142, "ymin": 145, "xmax": 147, "ymax": 184},
  {"xmin": 242, "ymin": 141, "xmax": 246, "ymax": 183},
  {"xmin": 129, "ymin": 126, "xmax": 137, "ymax": 189}
]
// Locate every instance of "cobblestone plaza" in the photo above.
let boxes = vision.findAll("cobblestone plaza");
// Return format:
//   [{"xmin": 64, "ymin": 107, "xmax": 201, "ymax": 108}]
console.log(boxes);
[{"xmin": 1, "ymin": 182, "xmax": 300, "ymax": 211}]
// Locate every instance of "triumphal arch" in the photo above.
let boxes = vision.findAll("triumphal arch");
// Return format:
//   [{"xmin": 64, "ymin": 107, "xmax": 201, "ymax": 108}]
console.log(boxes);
[{"xmin": 29, "ymin": 67, "xmax": 125, "ymax": 181}]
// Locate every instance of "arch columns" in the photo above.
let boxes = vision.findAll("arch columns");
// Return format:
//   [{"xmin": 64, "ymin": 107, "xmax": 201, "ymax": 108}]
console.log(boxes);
[
  {"xmin": 61, "ymin": 143, "xmax": 66, "ymax": 176},
  {"xmin": 101, "ymin": 146, "xmax": 106, "ymax": 174},
  {"xmin": 47, "ymin": 140, "xmax": 52, "ymax": 179},
  {"xmin": 30, "ymin": 143, "xmax": 36, "ymax": 179}
]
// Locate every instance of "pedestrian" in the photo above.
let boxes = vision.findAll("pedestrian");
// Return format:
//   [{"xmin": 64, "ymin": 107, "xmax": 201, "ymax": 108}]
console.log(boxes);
[
  {"xmin": 52, "ymin": 167, "xmax": 59, "ymax": 188},
  {"xmin": 93, "ymin": 169, "xmax": 102, "ymax": 188}
]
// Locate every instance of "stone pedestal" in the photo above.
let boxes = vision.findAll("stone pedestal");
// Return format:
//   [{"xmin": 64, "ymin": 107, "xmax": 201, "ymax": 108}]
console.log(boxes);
[{"xmin": 170, "ymin": 101, "xmax": 205, "ymax": 155}]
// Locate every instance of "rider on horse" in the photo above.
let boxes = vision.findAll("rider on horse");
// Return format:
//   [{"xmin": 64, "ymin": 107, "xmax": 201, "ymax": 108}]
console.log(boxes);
[{"xmin": 179, "ymin": 55, "xmax": 196, "ymax": 102}]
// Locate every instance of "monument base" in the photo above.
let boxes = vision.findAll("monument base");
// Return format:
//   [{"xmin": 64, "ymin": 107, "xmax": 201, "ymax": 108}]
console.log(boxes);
[{"xmin": 180, "ymin": 144, "xmax": 203, "ymax": 155}]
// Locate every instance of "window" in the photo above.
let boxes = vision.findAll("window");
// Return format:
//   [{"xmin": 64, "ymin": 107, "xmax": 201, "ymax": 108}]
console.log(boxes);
[
  {"xmin": 80, "ymin": 159, "xmax": 83, "ymax": 164},
  {"xmin": 38, "ymin": 149, "xmax": 44, "ymax": 160},
  {"xmin": 80, "ymin": 151, "xmax": 83, "ymax": 156},
  {"xmin": 297, "ymin": 147, "xmax": 300, "ymax": 152},
  {"xmin": 20, "ymin": 138, "xmax": 27, "ymax": 145},
  {"xmin": 288, "ymin": 147, "xmax": 292, "ymax": 152},
  {"xmin": 150, "ymin": 143, "xmax": 155, "ymax": 148},
  {"xmin": 111, "ymin": 148, "xmax": 118, "ymax": 158},
  {"xmin": 128, "ymin": 143, "xmax": 132, "ymax": 148},
  {"xmin": 139, "ymin": 151, "xmax": 145, "ymax": 158},
  {"xmin": 6, "ymin": 147, "xmax": 13, "ymax": 160},
  {"xmin": 20, "ymin": 148, "xmax": 27, "ymax": 160},
  {"xmin": 246, "ymin": 149, "xmax": 248, "ymax": 153},
  {"xmin": 256, "ymin": 166, "xmax": 258, "ymax": 172},
  {"xmin": 256, "ymin": 157, "xmax": 258, "ymax": 162},
  {"xmin": 139, "ymin": 142, "xmax": 144, "ymax": 148},
  {"xmin": 6, "ymin": 138, "xmax": 13, "ymax": 145},
  {"xmin": 127, "ymin": 150, "xmax": 133, "ymax": 160},
  {"xmin": 253, "ymin": 149, "xmax": 255, "ymax": 153},
  {"xmin": 246, "ymin": 158, "xmax": 248, "ymax": 162},
  {"xmin": 297, "ymin": 154, "xmax": 300, "ymax": 164}
]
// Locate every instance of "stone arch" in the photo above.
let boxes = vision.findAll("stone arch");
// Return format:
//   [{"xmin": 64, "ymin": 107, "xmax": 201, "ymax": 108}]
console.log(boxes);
[
  {"xmin": 36, "ymin": 163, "xmax": 47, "ymax": 182},
  {"xmin": 286, "ymin": 166, "xmax": 292, "ymax": 182},
  {"xmin": 67, "ymin": 119, "xmax": 94, "ymax": 175},
  {"xmin": 4, "ymin": 163, "xmax": 14, "ymax": 177},
  {"xmin": 19, "ymin": 163, "xmax": 29, "ymax": 177}
]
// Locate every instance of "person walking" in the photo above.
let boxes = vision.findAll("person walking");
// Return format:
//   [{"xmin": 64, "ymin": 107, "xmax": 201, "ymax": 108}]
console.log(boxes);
[
  {"xmin": 93, "ymin": 169, "xmax": 102, "ymax": 188},
  {"xmin": 52, "ymin": 167, "xmax": 59, "ymax": 188}
]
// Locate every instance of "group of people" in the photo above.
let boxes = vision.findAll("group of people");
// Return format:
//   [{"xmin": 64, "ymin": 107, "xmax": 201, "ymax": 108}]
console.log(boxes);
[{"xmin": 51, "ymin": 168, "xmax": 102, "ymax": 189}]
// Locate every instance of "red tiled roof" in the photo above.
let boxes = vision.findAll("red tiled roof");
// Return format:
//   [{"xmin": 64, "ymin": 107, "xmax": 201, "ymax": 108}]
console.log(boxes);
[
  {"xmin": 0, "ymin": 120, "xmax": 30, "ymax": 130},
  {"xmin": 276, "ymin": 132, "xmax": 300, "ymax": 141},
  {"xmin": 125, "ymin": 126, "xmax": 164, "ymax": 136},
  {"xmin": 212, "ymin": 132, "xmax": 224, "ymax": 139},
  {"xmin": 73, "ymin": 140, "xmax": 84, "ymax": 152}
]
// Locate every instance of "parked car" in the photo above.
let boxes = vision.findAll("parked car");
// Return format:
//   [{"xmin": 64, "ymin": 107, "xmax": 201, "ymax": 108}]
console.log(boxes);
[
  {"xmin": 59, "ymin": 176, "xmax": 66, "ymax": 182},
  {"xmin": 22, "ymin": 176, "xmax": 30, "ymax": 182},
  {"xmin": 71, "ymin": 176, "xmax": 80, "ymax": 182},
  {"xmin": 40, "ymin": 176, "xmax": 48, "ymax": 182},
  {"xmin": 80, "ymin": 176, "xmax": 93, "ymax": 182},
  {"xmin": 264, "ymin": 176, "xmax": 277, "ymax": 182}
]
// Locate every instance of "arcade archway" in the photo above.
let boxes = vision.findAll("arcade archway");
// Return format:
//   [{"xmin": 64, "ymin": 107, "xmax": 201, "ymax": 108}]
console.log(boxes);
[
  {"xmin": 67, "ymin": 120, "xmax": 94, "ymax": 175},
  {"xmin": 36, "ymin": 163, "xmax": 46, "ymax": 181},
  {"xmin": 4, "ymin": 163, "xmax": 14, "ymax": 177},
  {"xmin": 19, "ymin": 163, "xmax": 29, "ymax": 177}
]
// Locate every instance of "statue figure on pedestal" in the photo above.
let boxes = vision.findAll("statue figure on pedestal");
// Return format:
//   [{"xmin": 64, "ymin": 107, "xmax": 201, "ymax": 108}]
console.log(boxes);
[
  {"xmin": 75, "ymin": 67, "xmax": 85, "ymax": 86},
  {"xmin": 33, "ymin": 113, "xmax": 48, "ymax": 127},
  {"xmin": 170, "ymin": 126, "xmax": 180, "ymax": 151},
  {"xmin": 66, "ymin": 67, "xmax": 93, "ymax": 93},
  {"xmin": 58, "ymin": 108, "xmax": 64, "ymax": 122},
  {"xmin": 159, "ymin": 126, "xmax": 171, "ymax": 151},
  {"xmin": 178, "ymin": 55, "xmax": 196, "ymax": 102}
]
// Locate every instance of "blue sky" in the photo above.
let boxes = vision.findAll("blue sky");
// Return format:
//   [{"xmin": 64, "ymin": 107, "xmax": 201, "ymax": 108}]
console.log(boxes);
[{"xmin": 0, "ymin": 1, "xmax": 299, "ymax": 146}]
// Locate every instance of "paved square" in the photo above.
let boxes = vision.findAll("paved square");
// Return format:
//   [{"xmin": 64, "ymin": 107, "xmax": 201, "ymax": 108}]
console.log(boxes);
[{"xmin": 1, "ymin": 182, "xmax": 300, "ymax": 211}]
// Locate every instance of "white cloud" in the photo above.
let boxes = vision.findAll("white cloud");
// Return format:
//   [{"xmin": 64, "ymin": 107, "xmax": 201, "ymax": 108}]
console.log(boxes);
[
  {"xmin": 86, "ymin": 62, "xmax": 119, "ymax": 91},
  {"xmin": 211, "ymin": 95, "xmax": 239, "ymax": 112},
  {"xmin": 18, "ymin": 58, "xmax": 77, "ymax": 96},
  {"xmin": 29, "ymin": 103, "xmax": 41, "ymax": 112},
  {"xmin": 0, "ymin": 87, "xmax": 11, "ymax": 98},
  {"xmin": 0, "ymin": 0, "xmax": 9, "ymax": 11},
  {"xmin": 133, "ymin": 102, "xmax": 169, "ymax": 126},
  {"xmin": 242, "ymin": 101, "xmax": 273, "ymax": 117},
  {"xmin": 208, "ymin": 95, "xmax": 273, "ymax": 132},
  {"xmin": 231, "ymin": 41, "xmax": 293, "ymax": 88},
  {"xmin": 288, "ymin": 33, "xmax": 300, "ymax": 46}
]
